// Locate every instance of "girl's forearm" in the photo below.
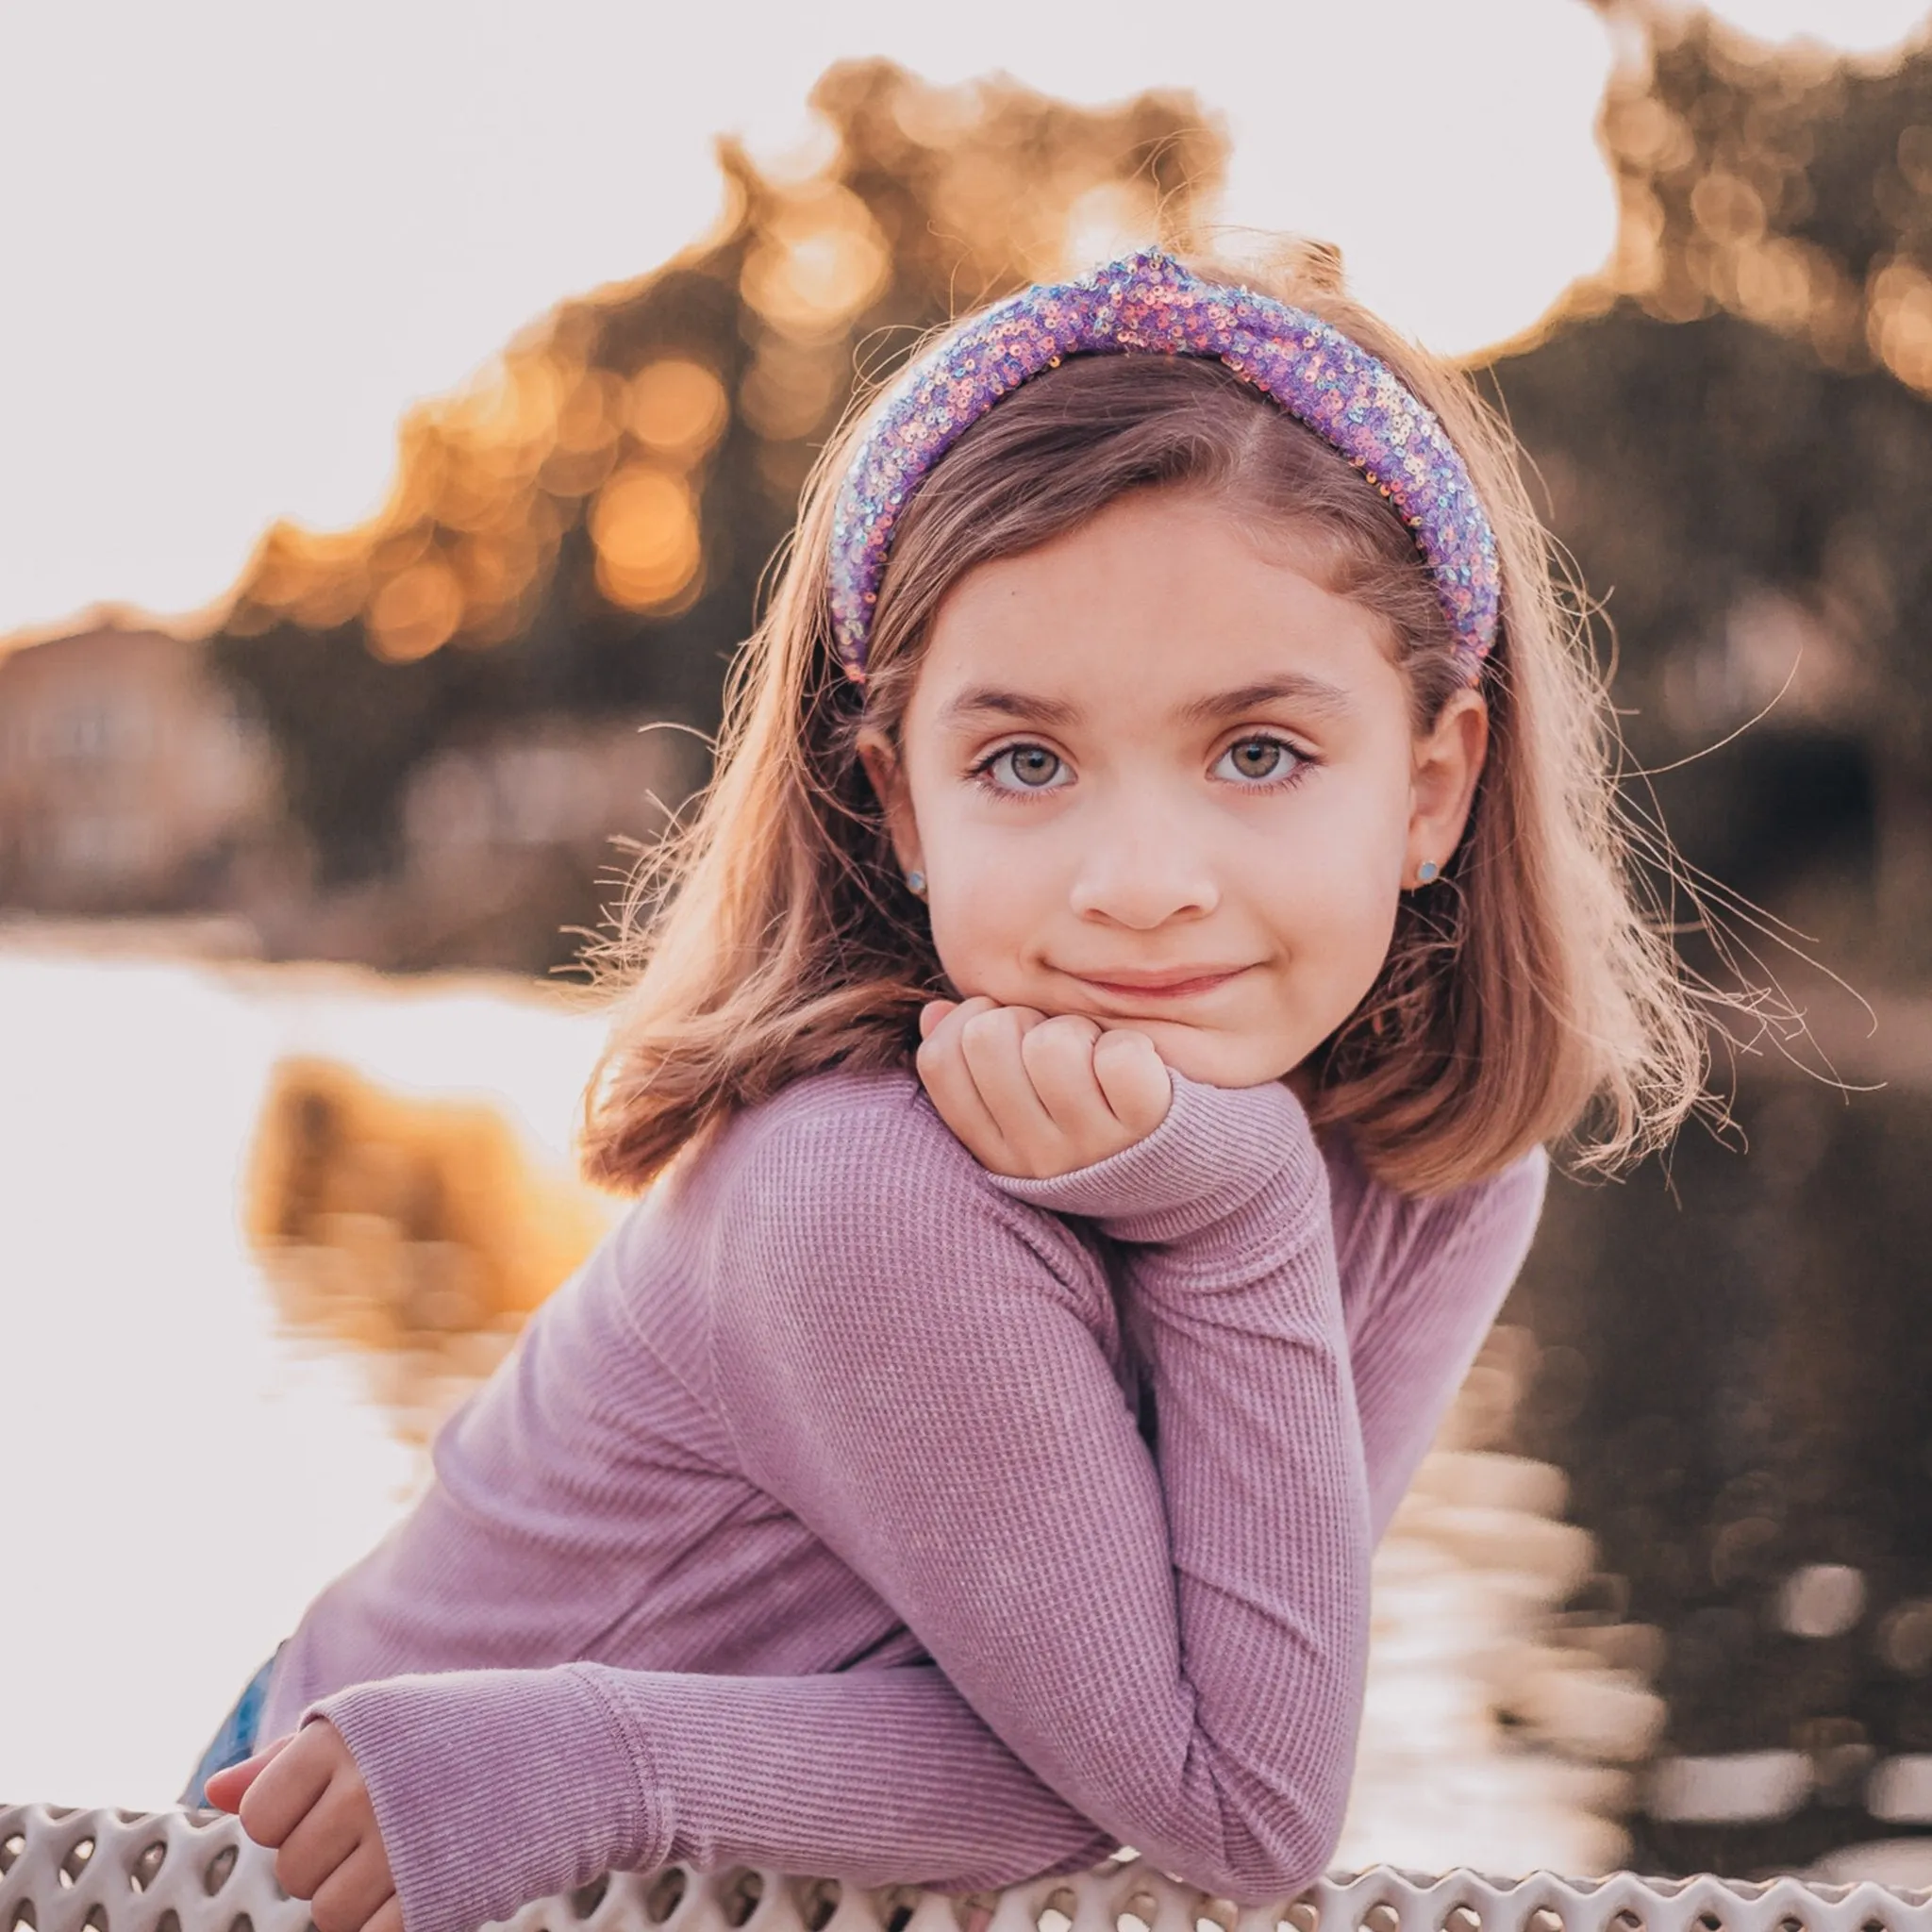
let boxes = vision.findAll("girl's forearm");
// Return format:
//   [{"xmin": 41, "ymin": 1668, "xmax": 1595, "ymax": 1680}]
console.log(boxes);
[{"xmin": 308, "ymin": 1658, "xmax": 1113, "ymax": 1932}]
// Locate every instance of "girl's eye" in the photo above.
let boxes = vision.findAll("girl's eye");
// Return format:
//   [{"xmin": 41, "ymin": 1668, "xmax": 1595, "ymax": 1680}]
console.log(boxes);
[
  {"xmin": 980, "ymin": 744, "xmax": 1070, "ymax": 791},
  {"xmin": 1214, "ymin": 736, "xmax": 1304, "ymax": 785}
]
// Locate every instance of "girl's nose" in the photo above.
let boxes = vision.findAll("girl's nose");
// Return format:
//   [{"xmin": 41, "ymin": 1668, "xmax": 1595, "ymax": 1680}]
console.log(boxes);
[{"xmin": 1066, "ymin": 801, "xmax": 1221, "ymax": 929}]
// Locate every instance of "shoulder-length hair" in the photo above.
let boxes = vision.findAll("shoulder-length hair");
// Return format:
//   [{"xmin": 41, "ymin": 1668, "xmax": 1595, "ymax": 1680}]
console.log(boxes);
[{"xmin": 578, "ymin": 241, "xmax": 1706, "ymax": 1197}]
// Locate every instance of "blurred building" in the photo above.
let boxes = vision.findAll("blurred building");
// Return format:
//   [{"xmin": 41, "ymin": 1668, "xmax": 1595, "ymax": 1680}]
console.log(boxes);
[
  {"xmin": 377, "ymin": 714, "xmax": 707, "ymax": 968},
  {"xmin": 399, "ymin": 716, "xmax": 696, "ymax": 873},
  {"xmin": 0, "ymin": 622, "xmax": 275, "ymax": 915}
]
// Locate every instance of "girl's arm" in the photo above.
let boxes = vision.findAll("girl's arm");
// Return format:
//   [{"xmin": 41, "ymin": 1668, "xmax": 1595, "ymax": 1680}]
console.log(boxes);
[
  {"xmin": 284, "ymin": 1070, "xmax": 1544, "ymax": 1932},
  {"xmin": 1343, "ymin": 1142, "xmax": 1549, "ymax": 1538},
  {"xmin": 295, "ymin": 1066, "xmax": 1370, "ymax": 1932}
]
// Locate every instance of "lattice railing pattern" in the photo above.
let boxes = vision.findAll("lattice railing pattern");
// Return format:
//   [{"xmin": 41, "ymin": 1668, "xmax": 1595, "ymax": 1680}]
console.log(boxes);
[{"xmin": 6, "ymin": 1806, "xmax": 1931, "ymax": 1932}]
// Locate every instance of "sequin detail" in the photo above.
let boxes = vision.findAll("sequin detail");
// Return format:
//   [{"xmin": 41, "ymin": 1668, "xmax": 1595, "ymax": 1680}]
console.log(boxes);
[{"xmin": 827, "ymin": 250, "xmax": 1501, "ymax": 680}]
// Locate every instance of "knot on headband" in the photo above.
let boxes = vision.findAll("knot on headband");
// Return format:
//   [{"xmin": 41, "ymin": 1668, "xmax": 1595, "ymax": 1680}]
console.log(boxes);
[{"xmin": 826, "ymin": 249, "xmax": 1502, "ymax": 681}]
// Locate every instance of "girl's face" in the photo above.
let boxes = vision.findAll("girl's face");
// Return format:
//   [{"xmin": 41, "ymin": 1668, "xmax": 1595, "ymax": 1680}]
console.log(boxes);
[{"xmin": 859, "ymin": 488, "xmax": 1489, "ymax": 1089}]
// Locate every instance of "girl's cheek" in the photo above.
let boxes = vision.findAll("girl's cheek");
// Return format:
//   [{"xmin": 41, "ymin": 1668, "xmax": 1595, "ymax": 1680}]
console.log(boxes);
[{"xmin": 924, "ymin": 891, "xmax": 1012, "ymax": 997}]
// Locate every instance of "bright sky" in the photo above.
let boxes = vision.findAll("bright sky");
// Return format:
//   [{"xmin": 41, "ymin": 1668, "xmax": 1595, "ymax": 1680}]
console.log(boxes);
[{"xmin": 0, "ymin": 0, "xmax": 1924, "ymax": 642}]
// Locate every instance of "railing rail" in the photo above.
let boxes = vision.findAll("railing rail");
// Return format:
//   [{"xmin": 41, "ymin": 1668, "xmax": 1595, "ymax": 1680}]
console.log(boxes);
[{"xmin": 6, "ymin": 1806, "xmax": 1930, "ymax": 1932}]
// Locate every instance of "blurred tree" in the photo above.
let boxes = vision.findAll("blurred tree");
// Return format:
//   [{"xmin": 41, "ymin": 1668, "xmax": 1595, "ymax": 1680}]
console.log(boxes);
[
  {"xmin": 209, "ymin": 61, "xmax": 1223, "ymax": 889},
  {"xmin": 1492, "ymin": 8, "xmax": 1932, "ymax": 974}
]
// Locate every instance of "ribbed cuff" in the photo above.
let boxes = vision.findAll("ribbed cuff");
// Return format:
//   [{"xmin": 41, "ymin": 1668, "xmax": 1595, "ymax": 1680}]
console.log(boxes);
[
  {"xmin": 989, "ymin": 1071, "xmax": 1322, "ymax": 1245},
  {"xmin": 305, "ymin": 1665, "xmax": 659, "ymax": 1932}
]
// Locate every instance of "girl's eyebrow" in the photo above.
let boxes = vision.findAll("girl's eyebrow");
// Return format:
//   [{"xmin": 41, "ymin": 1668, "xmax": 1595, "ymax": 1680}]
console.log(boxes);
[
  {"xmin": 935, "ymin": 686, "xmax": 1083, "ymax": 729},
  {"xmin": 935, "ymin": 672, "xmax": 1355, "ymax": 733},
  {"xmin": 1177, "ymin": 674, "xmax": 1356, "ymax": 724}
]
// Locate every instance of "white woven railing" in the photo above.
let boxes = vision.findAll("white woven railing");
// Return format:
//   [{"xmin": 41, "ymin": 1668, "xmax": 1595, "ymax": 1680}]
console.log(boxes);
[{"xmin": 6, "ymin": 1806, "xmax": 1930, "ymax": 1932}]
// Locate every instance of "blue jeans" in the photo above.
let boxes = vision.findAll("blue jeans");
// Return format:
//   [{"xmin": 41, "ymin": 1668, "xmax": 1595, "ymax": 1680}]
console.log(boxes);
[{"xmin": 178, "ymin": 1647, "xmax": 284, "ymax": 1808}]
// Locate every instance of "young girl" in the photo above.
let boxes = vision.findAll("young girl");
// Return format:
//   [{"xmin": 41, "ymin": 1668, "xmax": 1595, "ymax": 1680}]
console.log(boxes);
[{"xmin": 196, "ymin": 246, "xmax": 1702, "ymax": 1932}]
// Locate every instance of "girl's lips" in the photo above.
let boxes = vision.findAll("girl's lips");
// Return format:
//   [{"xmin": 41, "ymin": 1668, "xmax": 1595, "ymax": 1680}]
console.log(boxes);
[{"xmin": 1065, "ymin": 966, "xmax": 1251, "ymax": 1001}]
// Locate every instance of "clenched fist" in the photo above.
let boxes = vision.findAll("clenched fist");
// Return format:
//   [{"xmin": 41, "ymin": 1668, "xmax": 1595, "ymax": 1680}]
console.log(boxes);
[
  {"xmin": 915, "ymin": 996, "xmax": 1172, "ymax": 1177},
  {"xmin": 205, "ymin": 1724, "xmax": 401, "ymax": 1932}
]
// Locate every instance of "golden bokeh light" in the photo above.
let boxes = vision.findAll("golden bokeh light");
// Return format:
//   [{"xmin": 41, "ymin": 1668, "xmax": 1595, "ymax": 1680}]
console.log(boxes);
[
  {"xmin": 625, "ymin": 358, "xmax": 729, "ymax": 461},
  {"xmin": 740, "ymin": 183, "xmax": 891, "ymax": 341},
  {"xmin": 541, "ymin": 368, "xmax": 625, "ymax": 497},
  {"xmin": 589, "ymin": 462, "xmax": 703, "ymax": 612},
  {"xmin": 1866, "ymin": 254, "xmax": 1932, "ymax": 391},
  {"xmin": 367, "ymin": 555, "xmax": 465, "ymax": 662}
]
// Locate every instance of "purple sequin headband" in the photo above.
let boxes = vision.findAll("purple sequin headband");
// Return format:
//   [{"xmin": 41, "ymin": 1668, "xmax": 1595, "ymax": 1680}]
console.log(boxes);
[{"xmin": 826, "ymin": 249, "xmax": 1502, "ymax": 682}]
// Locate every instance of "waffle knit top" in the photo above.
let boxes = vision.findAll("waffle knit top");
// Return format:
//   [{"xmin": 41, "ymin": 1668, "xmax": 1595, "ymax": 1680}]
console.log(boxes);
[{"xmin": 258, "ymin": 1065, "xmax": 1547, "ymax": 1932}]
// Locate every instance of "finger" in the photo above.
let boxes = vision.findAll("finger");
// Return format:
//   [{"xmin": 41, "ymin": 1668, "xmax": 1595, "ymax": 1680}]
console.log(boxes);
[
  {"xmin": 274, "ymin": 1774, "xmax": 370, "ymax": 1902},
  {"xmin": 238, "ymin": 1725, "xmax": 337, "ymax": 1848},
  {"xmin": 1017, "ymin": 1015, "xmax": 1108, "ymax": 1138},
  {"xmin": 915, "ymin": 999, "xmax": 1008, "ymax": 1163},
  {"xmin": 957, "ymin": 1006, "xmax": 1059, "ymax": 1166},
  {"xmin": 1092, "ymin": 1029, "xmax": 1174, "ymax": 1138},
  {"xmin": 308, "ymin": 1841, "xmax": 396, "ymax": 1932},
  {"xmin": 368, "ymin": 1892, "xmax": 408, "ymax": 1932},
  {"xmin": 204, "ymin": 1733, "xmax": 294, "ymax": 1813},
  {"xmin": 918, "ymin": 998, "xmax": 958, "ymax": 1041}
]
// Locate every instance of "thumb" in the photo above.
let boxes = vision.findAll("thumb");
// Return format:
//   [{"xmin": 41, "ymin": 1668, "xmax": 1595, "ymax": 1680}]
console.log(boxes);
[
  {"xmin": 918, "ymin": 998, "xmax": 958, "ymax": 1041},
  {"xmin": 203, "ymin": 1733, "xmax": 294, "ymax": 1812}
]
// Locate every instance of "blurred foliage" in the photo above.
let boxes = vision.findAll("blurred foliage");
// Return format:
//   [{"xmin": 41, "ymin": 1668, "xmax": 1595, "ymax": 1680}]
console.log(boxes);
[
  {"xmin": 209, "ymin": 60, "xmax": 1221, "ymax": 885},
  {"xmin": 1492, "ymin": 7, "xmax": 1932, "ymax": 973}
]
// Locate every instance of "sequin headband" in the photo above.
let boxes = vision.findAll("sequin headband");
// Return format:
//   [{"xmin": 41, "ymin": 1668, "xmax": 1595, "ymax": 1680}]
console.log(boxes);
[{"xmin": 827, "ymin": 249, "xmax": 1502, "ymax": 681}]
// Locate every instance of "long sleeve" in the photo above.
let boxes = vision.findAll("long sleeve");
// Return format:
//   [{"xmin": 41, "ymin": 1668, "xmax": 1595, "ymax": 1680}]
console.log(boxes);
[
  {"xmin": 301, "ymin": 1072, "xmax": 1538, "ymax": 1932},
  {"xmin": 1343, "ymin": 1144, "xmax": 1549, "ymax": 1537}
]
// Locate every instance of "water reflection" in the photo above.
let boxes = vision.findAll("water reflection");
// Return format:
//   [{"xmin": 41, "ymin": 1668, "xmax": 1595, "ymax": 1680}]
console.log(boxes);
[{"xmin": 245, "ymin": 1056, "xmax": 612, "ymax": 1444}]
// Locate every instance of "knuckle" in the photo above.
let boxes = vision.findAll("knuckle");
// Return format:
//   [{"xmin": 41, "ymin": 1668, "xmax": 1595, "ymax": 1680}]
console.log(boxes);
[
  {"xmin": 1017, "ymin": 1018, "xmax": 1056, "ymax": 1059},
  {"xmin": 242, "ymin": 1794, "xmax": 282, "ymax": 1848},
  {"xmin": 959, "ymin": 1008, "xmax": 1005, "ymax": 1048},
  {"xmin": 1095, "ymin": 1027, "xmax": 1153, "ymax": 1066},
  {"xmin": 1021, "ymin": 1023, "xmax": 1082, "ymax": 1074}
]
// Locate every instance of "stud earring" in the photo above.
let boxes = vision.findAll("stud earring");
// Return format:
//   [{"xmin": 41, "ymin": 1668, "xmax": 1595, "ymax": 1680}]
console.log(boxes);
[
  {"xmin": 1416, "ymin": 860, "xmax": 1441, "ymax": 886},
  {"xmin": 906, "ymin": 869, "xmax": 927, "ymax": 899}
]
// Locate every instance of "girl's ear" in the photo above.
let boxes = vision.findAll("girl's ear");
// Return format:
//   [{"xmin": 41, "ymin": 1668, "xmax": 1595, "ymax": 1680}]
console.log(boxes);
[
  {"xmin": 857, "ymin": 729, "xmax": 924, "ymax": 879},
  {"xmin": 1407, "ymin": 689, "xmax": 1489, "ymax": 882}
]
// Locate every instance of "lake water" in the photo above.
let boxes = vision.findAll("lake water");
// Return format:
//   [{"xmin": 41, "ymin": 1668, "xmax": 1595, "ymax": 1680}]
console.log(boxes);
[{"xmin": 3, "ymin": 941, "xmax": 606, "ymax": 1810}]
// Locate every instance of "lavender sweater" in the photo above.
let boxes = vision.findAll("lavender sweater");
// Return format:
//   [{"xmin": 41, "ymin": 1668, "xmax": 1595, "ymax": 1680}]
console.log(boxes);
[{"xmin": 259, "ymin": 1066, "xmax": 1546, "ymax": 1932}]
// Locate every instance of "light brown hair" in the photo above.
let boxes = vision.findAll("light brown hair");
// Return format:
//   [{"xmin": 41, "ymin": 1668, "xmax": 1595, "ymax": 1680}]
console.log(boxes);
[{"xmin": 579, "ymin": 242, "xmax": 1706, "ymax": 1196}]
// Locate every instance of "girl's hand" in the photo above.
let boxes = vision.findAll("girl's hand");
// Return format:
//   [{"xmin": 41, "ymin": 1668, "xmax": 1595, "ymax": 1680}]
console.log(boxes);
[
  {"xmin": 916, "ymin": 995, "xmax": 1171, "ymax": 1178},
  {"xmin": 204, "ymin": 1724, "xmax": 401, "ymax": 1932}
]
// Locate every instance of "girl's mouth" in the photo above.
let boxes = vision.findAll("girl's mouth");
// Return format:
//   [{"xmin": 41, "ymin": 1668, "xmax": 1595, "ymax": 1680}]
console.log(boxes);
[{"xmin": 1063, "ymin": 965, "xmax": 1253, "ymax": 1001}]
